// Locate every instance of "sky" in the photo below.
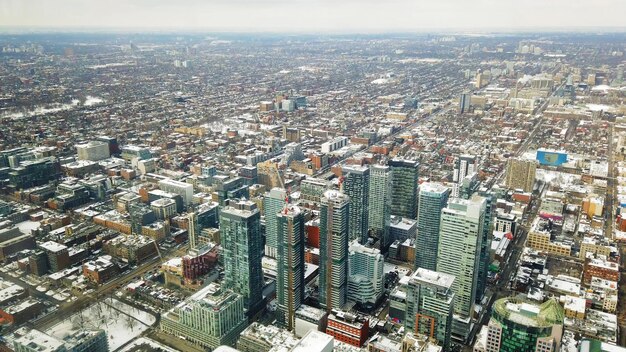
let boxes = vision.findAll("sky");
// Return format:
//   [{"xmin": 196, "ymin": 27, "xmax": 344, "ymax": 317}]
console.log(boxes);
[{"xmin": 1, "ymin": 0, "xmax": 625, "ymax": 33}]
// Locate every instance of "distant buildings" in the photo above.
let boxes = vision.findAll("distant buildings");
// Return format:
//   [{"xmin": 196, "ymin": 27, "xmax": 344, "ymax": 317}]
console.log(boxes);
[
  {"xmin": 220, "ymin": 199, "xmax": 264, "ymax": 317},
  {"xmin": 505, "ymin": 159, "xmax": 537, "ymax": 192},
  {"xmin": 459, "ymin": 92, "xmax": 472, "ymax": 114},
  {"xmin": 158, "ymin": 179, "xmax": 194, "ymax": 205},
  {"xmin": 75, "ymin": 141, "xmax": 110, "ymax": 161},
  {"xmin": 319, "ymin": 190, "xmax": 350, "ymax": 311}
]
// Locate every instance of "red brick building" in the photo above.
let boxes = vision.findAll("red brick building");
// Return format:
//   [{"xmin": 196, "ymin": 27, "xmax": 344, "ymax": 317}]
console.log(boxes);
[{"xmin": 326, "ymin": 310, "xmax": 369, "ymax": 347}]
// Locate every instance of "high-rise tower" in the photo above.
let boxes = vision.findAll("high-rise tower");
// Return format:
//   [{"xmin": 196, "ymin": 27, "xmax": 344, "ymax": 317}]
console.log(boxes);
[
  {"xmin": 263, "ymin": 188, "xmax": 288, "ymax": 258},
  {"xmin": 220, "ymin": 199, "xmax": 264, "ymax": 317},
  {"xmin": 276, "ymin": 204, "xmax": 305, "ymax": 330},
  {"xmin": 368, "ymin": 164, "xmax": 391, "ymax": 251},
  {"xmin": 415, "ymin": 182, "xmax": 450, "ymax": 271},
  {"xmin": 389, "ymin": 158, "xmax": 419, "ymax": 219},
  {"xmin": 342, "ymin": 165, "xmax": 369, "ymax": 244},
  {"xmin": 319, "ymin": 190, "xmax": 350, "ymax": 311},
  {"xmin": 436, "ymin": 195, "xmax": 486, "ymax": 342},
  {"xmin": 405, "ymin": 268, "xmax": 455, "ymax": 351}
]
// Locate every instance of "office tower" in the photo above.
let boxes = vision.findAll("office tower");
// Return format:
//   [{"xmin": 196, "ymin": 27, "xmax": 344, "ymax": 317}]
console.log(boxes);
[
  {"xmin": 75, "ymin": 141, "xmax": 110, "ymax": 161},
  {"xmin": 505, "ymin": 159, "xmax": 537, "ymax": 192},
  {"xmin": 347, "ymin": 240, "xmax": 384, "ymax": 307},
  {"xmin": 388, "ymin": 158, "xmax": 419, "ymax": 219},
  {"xmin": 459, "ymin": 92, "xmax": 472, "ymax": 114},
  {"xmin": 263, "ymin": 188, "xmax": 288, "ymax": 258},
  {"xmin": 452, "ymin": 154, "xmax": 476, "ymax": 198},
  {"xmin": 160, "ymin": 283, "xmax": 247, "ymax": 350},
  {"xmin": 436, "ymin": 195, "xmax": 486, "ymax": 342},
  {"xmin": 276, "ymin": 205, "xmax": 305, "ymax": 330},
  {"xmin": 485, "ymin": 297, "xmax": 564, "ymax": 352},
  {"xmin": 368, "ymin": 164, "xmax": 391, "ymax": 251},
  {"xmin": 319, "ymin": 190, "xmax": 350, "ymax": 311},
  {"xmin": 415, "ymin": 183, "xmax": 450, "ymax": 271},
  {"xmin": 475, "ymin": 71, "xmax": 485, "ymax": 88},
  {"xmin": 158, "ymin": 179, "xmax": 194, "ymax": 205},
  {"xmin": 342, "ymin": 165, "xmax": 370, "ymax": 244},
  {"xmin": 220, "ymin": 199, "xmax": 264, "ymax": 317},
  {"xmin": 405, "ymin": 268, "xmax": 455, "ymax": 351}
]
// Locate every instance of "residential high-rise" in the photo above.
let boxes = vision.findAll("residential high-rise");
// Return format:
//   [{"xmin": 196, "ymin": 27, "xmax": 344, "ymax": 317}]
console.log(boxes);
[
  {"xmin": 405, "ymin": 268, "xmax": 455, "ymax": 351},
  {"xmin": 220, "ymin": 199, "xmax": 264, "ymax": 317},
  {"xmin": 505, "ymin": 159, "xmax": 537, "ymax": 192},
  {"xmin": 459, "ymin": 92, "xmax": 472, "ymax": 114},
  {"xmin": 368, "ymin": 164, "xmax": 391, "ymax": 251},
  {"xmin": 436, "ymin": 195, "xmax": 486, "ymax": 342},
  {"xmin": 319, "ymin": 190, "xmax": 350, "ymax": 311},
  {"xmin": 484, "ymin": 297, "xmax": 565, "ymax": 352},
  {"xmin": 388, "ymin": 158, "xmax": 419, "ymax": 219},
  {"xmin": 415, "ymin": 182, "xmax": 450, "ymax": 271},
  {"xmin": 342, "ymin": 165, "xmax": 369, "ymax": 244},
  {"xmin": 347, "ymin": 240, "xmax": 384, "ymax": 307},
  {"xmin": 263, "ymin": 188, "xmax": 288, "ymax": 258},
  {"xmin": 160, "ymin": 283, "xmax": 247, "ymax": 350},
  {"xmin": 276, "ymin": 205, "xmax": 305, "ymax": 330}
]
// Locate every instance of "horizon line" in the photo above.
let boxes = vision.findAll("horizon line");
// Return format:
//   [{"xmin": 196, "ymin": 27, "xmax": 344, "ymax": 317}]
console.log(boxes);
[{"xmin": 1, "ymin": 25, "xmax": 626, "ymax": 36}]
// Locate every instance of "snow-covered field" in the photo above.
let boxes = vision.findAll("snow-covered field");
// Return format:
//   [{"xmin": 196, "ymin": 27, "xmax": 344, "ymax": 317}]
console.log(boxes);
[{"xmin": 45, "ymin": 298, "xmax": 156, "ymax": 351}]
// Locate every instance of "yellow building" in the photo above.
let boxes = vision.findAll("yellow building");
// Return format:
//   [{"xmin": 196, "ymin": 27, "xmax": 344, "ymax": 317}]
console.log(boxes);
[
  {"xmin": 579, "ymin": 237, "xmax": 612, "ymax": 260},
  {"xmin": 527, "ymin": 230, "xmax": 571, "ymax": 256}
]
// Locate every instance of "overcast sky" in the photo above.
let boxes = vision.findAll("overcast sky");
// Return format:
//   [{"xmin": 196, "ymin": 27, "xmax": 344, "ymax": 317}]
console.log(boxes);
[{"xmin": 1, "ymin": 0, "xmax": 625, "ymax": 33}]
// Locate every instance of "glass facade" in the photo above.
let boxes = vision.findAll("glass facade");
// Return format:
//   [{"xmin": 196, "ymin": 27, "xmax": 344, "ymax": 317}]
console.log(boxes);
[
  {"xmin": 389, "ymin": 158, "xmax": 419, "ymax": 220},
  {"xmin": 342, "ymin": 165, "xmax": 369, "ymax": 244},
  {"xmin": 415, "ymin": 182, "xmax": 449, "ymax": 271},
  {"xmin": 220, "ymin": 199, "xmax": 264, "ymax": 316}
]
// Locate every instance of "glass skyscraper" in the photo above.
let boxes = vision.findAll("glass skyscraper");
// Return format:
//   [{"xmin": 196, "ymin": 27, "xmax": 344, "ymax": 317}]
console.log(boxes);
[
  {"xmin": 436, "ymin": 195, "xmax": 486, "ymax": 341},
  {"xmin": 415, "ymin": 182, "xmax": 450, "ymax": 271},
  {"xmin": 220, "ymin": 199, "xmax": 264, "ymax": 317},
  {"xmin": 342, "ymin": 165, "xmax": 369, "ymax": 244},
  {"xmin": 319, "ymin": 190, "xmax": 350, "ymax": 311},
  {"xmin": 263, "ymin": 187, "xmax": 287, "ymax": 258},
  {"xmin": 388, "ymin": 158, "xmax": 419, "ymax": 219},
  {"xmin": 368, "ymin": 164, "xmax": 391, "ymax": 251}
]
